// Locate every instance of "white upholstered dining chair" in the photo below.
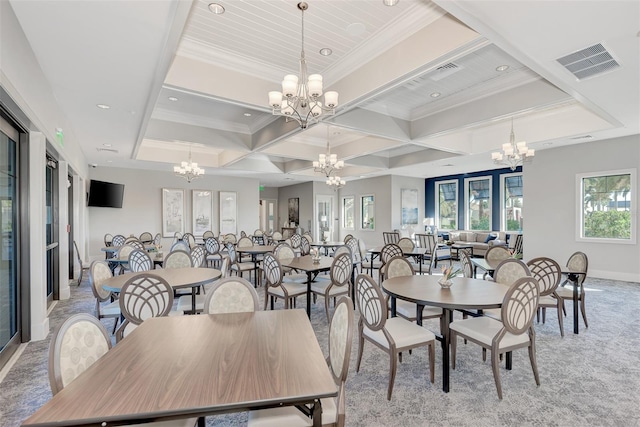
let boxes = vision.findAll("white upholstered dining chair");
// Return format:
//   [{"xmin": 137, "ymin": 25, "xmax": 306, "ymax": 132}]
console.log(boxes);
[
  {"xmin": 355, "ymin": 274, "xmax": 436, "ymax": 400},
  {"xmin": 450, "ymin": 276, "xmax": 541, "ymax": 400},
  {"xmin": 203, "ymin": 277, "xmax": 259, "ymax": 314},
  {"xmin": 49, "ymin": 313, "xmax": 197, "ymax": 427},
  {"xmin": 248, "ymin": 296, "xmax": 355, "ymax": 426}
]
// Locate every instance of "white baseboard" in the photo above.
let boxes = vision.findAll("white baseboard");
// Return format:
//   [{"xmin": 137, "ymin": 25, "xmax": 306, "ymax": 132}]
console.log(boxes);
[{"xmin": 588, "ymin": 269, "xmax": 640, "ymax": 283}]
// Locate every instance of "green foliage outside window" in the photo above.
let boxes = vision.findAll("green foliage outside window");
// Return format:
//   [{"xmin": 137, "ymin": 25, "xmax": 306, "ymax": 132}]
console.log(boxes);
[{"xmin": 584, "ymin": 211, "xmax": 631, "ymax": 239}]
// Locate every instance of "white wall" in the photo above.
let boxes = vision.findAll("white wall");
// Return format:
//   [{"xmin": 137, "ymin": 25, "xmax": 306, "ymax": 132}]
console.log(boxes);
[
  {"xmin": 337, "ymin": 175, "xmax": 392, "ymax": 248},
  {"xmin": 525, "ymin": 135, "xmax": 640, "ymax": 282},
  {"xmin": 87, "ymin": 167, "xmax": 260, "ymax": 260},
  {"xmin": 278, "ymin": 182, "xmax": 313, "ymax": 233}
]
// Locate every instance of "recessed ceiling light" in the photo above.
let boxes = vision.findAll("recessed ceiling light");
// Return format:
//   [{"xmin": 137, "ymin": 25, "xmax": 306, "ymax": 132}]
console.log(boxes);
[
  {"xmin": 96, "ymin": 104, "xmax": 110, "ymax": 109},
  {"xmin": 208, "ymin": 3, "xmax": 225, "ymax": 14},
  {"xmin": 430, "ymin": 92, "xmax": 441, "ymax": 98},
  {"xmin": 168, "ymin": 96, "xmax": 178, "ymax": 102},
  {"xmin": 319, "ymin": 48, "xmax": 333, "ymax": 56},
  {"xmin": 103, "ymin": 143, "xmax": 112, "ymax": 147},
  {"xmin": 496, "ymin": 65, "xmax": 510, "ymax": 72},
  {"xmin": 243, "ymin": 113, "xmax": 252, "ymax": 117},
  {"xmin": 383, "ymin": 0, "xmax": 399, "ymax": 6}
]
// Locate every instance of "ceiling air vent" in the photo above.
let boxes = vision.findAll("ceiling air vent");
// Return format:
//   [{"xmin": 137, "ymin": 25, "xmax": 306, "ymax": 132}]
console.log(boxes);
[
  {"xmin": 556, "ymin": 43, "xmax": 620, "ymax": 80},
  {"xmin": 428, "ymin": 62, "xmax": 463, "ymax": 82},
  {"xmin": 96, "ymin": 147, "xmax": 119, "ymax": 153}
]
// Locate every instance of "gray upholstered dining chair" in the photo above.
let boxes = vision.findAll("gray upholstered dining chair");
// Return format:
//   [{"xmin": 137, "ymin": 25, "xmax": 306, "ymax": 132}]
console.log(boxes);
[
  {"xmin": 459, "ymin": 249, "xmax": 474, "ymax": 278},
  {"xmin": 248, "ymin": 296, "xmax": 354, "ymax": 427},
  {"xmin": 164, "ymin": 249, "xmax": 192, "ymax": 269},
  {"xmin": 484, "ymin": 245, "xmax": 511, "ymax": 271},
  {"xmin": 383, "ymin": 256, "xmax": 442, "ymax": 324},
  {"xmin": 190, "ymin": 245, "xmax": 207, "ymax": 268},
  {"xmin": 104, "ymin": 233, "xmax": 114, "ymax": 247},
  {"xmin": 111, "ymin": 234, "xmax": 126, "ymax": 247},
  {"xmin": 115, "ymin": 273, "xmax": 174, "ymax": 342},
  {"xmin": 227, "ymin": 243, "xmax": 255, "ymax": 281},
  {"xmin": 88, "ymin": 260, "xmax": 120, "ymax": 333},
  {"xmin": 73, "ymin": 240, "xmax": 90, "ymax": 286},
  {"xmin": 310, "ymin": 252, "xmax": 353, "ymax": 321},
  {"xmin": 527, "ymin": 257, "xmax": 563, "ymax": 336},
  {"xmin": 203, "ymin": 277, "xmax": 259, "ymax": 314},
  {"xmin": 450, "ymin": 276, "xmax": 541, "ymax": 400},
  {"xmin": 202, "ymin": 230, "xmax": 215, "ymax": 241},
  {"xmin": 49, "ymin": 313, "xmax": 198, "ymax": 427},
  {"xmin": 176, "ymin": 256, "xmax": 231, "ymax": 314},
  {"xmin": 263, "ymin": 252, "xmax": 306, "ymax": 310},
  {"xmin": 355, "ymin": 274, "xmax": 436, "ymax": 400}
]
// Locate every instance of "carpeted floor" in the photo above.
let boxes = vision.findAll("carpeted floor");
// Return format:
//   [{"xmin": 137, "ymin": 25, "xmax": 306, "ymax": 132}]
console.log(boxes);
[{"xmin": 1, "ymin": 269, "xmax": 639, "ymax": 427}]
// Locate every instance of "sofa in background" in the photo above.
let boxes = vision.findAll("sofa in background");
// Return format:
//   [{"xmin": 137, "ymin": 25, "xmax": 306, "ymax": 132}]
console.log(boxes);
[{"xmin": 445, "ymin": 231, "xmax": 509, "ymax": 257}]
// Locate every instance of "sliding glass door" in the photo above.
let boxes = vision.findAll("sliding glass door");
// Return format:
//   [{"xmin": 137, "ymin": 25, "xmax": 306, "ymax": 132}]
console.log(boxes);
[{"xmin": 0, "ymin": 115, "xmax": 19, "ymax": 368}]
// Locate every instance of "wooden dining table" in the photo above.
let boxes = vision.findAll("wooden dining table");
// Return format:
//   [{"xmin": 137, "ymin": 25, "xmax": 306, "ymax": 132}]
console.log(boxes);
[
  {"xmin": 368, "ymin": 246, "xmax": 428, "ymax": 274},
  {"xmin": 102, "ymin": 267, "xmax": 221, "ymax": 314},
  {"xmin": 382, "ymin": 275, "xmax": 508, "ymax": 393},
  {"xmin": 280, "ymin": 255, "xmax": 334, "ymax": 319},
  {"xmin": 23, "ymin": 310, "xmax": 336, "ymax": 427},
  {"xmin": 236, "ymin": 245, "xmax": 275, "ymax": 286}
]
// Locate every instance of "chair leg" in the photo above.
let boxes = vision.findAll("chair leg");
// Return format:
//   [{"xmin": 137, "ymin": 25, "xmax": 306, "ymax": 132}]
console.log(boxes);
[
  {"xmin": 387, "ymin": 351, "xmax": 398, "ymax": 400},
  {"xmin": 324, "ymin": 295, "xmax": 331, "ymax": 323},
  {"xmin": 428, "ymin": 342, "xmax": 435, "ymax": 383},
  {"xmin": 556, "ymin": 302, "xmax": 565, "ymax": 337},
  {"xmin": 491, "ymin": 350, "xmax": 503, "ymax": 400},
  {"xmin": 356, "ymin": 329, "xmax": 365, "ymax": 373},
  {"xmin": 542, "ymin": 307, "xmax": 547, "ymax": 324},
  {"xmin": 580, "ymin": 297, "xmax": 589, "ymax": 327},
  {"xmin": 529, "ymin": 339, "xmax": 541, "ymax": 387},
  {"xmin": 263, "ymin": 289, "xmax": 269, "ymax": 310}
]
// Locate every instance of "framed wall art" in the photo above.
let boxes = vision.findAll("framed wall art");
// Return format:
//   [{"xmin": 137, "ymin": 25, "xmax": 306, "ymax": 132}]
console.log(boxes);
[
  {"xmin": 219, "ymin": 191, "xmax": 237, "ymax": 235},
  {"xmin": 288, "ymin": 197, "xmax": 299, "ymax": 226},
  {"xmin": 401, "ymin": 188, "xmax": 419, "ymax": 226},
  {"xmin": 192, "ymin": 190, "xmax": 213, "ymax": 237},
  {"xmin": 162, "ymin": 188, "xmax": 185, "ymax": 237}
]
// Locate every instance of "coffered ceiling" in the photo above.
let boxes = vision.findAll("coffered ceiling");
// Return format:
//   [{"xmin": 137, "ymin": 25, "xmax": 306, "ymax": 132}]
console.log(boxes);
[{"xmin": 8, "ymin": 0, "xmax": 639, "ymax": 186}]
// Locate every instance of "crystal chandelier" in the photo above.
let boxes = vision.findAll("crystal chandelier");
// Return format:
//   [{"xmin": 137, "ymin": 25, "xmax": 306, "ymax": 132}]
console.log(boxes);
[
  {"xmin": 313, "ymin": 126, "xmax": 344, "ymax": 177},
  {"xmin": 326, "ymin": 175, "xmax": 345, "ymax": 190},
  {"xmin": 491, "ymin": 118, "xmax": 535, "ymax": 171},
  {"xmin": 267, "ymin": 2, "xmax": 339, "ymax": 129},
  {"xmin": 173, "ymin": 147, "xmax": 204, "ymax": 183}
]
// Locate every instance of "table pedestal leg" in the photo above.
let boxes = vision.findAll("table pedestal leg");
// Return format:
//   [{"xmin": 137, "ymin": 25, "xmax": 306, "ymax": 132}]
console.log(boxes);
[
  {"xmin": 306, "ymin": 271, "xmax": 312, "ymax": 318},
  {"xmin": 573, "ymin": 277, "xmax": 579, "ymax": 334},
  {"xmin": 441, "ymin": 309, "xmax": 452, "ymax": 393},
  {"xmin": 311, "ymin": 399, "xmax": 323, "ymax": 427}
]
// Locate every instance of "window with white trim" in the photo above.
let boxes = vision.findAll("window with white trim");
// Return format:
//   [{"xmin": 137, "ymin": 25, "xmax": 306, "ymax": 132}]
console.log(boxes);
[
  {"xmin": 435, "ymin": 180, "xmax": 457, "ymax": 230},
  {"xmin": 360, "ymin": 195, "xmax": 375, "ymax": 230},
  {"xmin": 577, "ymin": 169, "xmax": 635, "ymax": 243},
  {"xmin": 465, "ymin": 177, "xmax": 492, "ymax": 230},
  {"xmin": 501, "ymin": 173, "xmax": 523, "ymax": 232},
  {"xmin": 342, "ymin": 196, "xmax": 354, "ymax": 230}
]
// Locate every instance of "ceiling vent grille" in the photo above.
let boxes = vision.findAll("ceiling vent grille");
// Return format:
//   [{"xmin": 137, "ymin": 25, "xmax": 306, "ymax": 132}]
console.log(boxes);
[
  {"xmin": 428, "ymin": 62, "xmax": 463, "ymax": 81},
  {"xmin": 96, "ymin": 147, "xmax": 119, "ymax": 153},
  {"xmin": 556, "ymin": 43, "xmax": 620, "ymax": 80}
]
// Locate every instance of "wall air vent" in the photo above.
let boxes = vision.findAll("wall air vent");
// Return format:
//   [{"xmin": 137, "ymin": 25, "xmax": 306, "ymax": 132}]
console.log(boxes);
[
  {"xmin": 96, "ymin": 147, "xmax": 119, "ymax": 153},
  {"xmin": 428, "ymin": 62, "xmax": 463, "ymax": 82},
  {"xmin": 556, "ymin": 43, "xmax": 620, "ymax": 80}
]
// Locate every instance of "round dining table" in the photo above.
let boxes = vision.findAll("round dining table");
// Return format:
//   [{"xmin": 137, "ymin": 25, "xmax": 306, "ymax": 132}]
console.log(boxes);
[
  {"xmin": 382, "ymin": 275, "xmax": 508, "ymax": 393},
  {"xmin": 103, "ymin": 267, "xmax": 222, "ymax": 314}
]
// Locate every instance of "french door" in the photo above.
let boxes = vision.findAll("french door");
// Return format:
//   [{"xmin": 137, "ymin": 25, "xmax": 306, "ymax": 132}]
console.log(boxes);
[{"xmin": 315, "ymin": 195, "xmax": 334, "ymax": 241}]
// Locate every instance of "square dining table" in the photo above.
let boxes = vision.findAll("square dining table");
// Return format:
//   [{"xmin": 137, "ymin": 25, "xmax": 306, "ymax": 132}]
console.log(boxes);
[
  {"xmin": 280, "ymin": 255, "xmax": 334, "ymax": 319},
  {"xmin": 23, "ymin": 310, "xmax": 336, "ymax": 427}
]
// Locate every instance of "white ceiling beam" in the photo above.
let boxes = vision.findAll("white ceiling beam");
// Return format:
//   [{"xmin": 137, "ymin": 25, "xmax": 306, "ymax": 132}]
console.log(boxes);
[
  {"xmin": 389, "ymin": 149, "xmax": 460, "ymax": 169},
  {"xmin": 145, "ymin": 119, "xmax": 252, "ymax": 151},
  {"xmin": 330, "ymin": 109, "xmax": 411, "ymax": 142}
]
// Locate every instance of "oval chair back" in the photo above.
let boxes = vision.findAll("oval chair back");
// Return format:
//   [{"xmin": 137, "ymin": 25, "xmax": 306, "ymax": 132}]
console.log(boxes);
[
  {"xmin": 170, "ymin": 240, "xmax": 191, "ymax": 253},
  {"xmin": 163, "ymin": 250, "xmax": 192, "ymax": 269},
  {"xmin": 493, "ymin": 258, "xmax": 531, "ymax": 286},
  {"xmin": 355, "ymin": 274, "xmax": 387, "ymax": 332},
  {"xmin": 384, "ymin": 256, "xmax": 415, "ymax": 280},
  {"xmin": 202, "ymin": 230, "xmax": 214, "ymax": 240},
  {"xmin": 48, "ymin": 314, "xmax": 111, "ymax": 395},
  {"xmin": 527, "ymin": 257, "xmax": 562, "ymax": 296},
  {"xmin": 205, "ymin": 237, "xmax": 220, "ymax": 255},
  {"xmin": 300, "ymin": 237, "xmax": 311, "ymax": 256},
  {"xmin": 190, "ymin": 245, "xmax": 206, "ymax": 267},
  {"xmin": 139, "ymin": 232, "xmax": 153, "ymax": 244},
  {"xmin": 485, "ymin": 245, "xmax": 511, "ymax": 268},
  {"xmin": 397, "ymin": 237, "xmax": 414, "ymax": 252},
  {"xmin": 111, "ymin": 234, "xmax": 126, "ymax": 247},
  {"xmin": 203, "ymin": 277, "xmax": 259, "ymax": 314},
  {"xmin": 128, "ymin": 249, "xmax": 152, "ymax": 272},
  {"xmin": 104, "ymin": 233, "xmax": 113, "ymax": 247}
]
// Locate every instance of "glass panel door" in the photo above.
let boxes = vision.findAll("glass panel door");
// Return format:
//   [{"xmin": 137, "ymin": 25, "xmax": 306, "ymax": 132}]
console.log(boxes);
[
  {"xmin": 45, "ymin": 157, "xmax": 58, "ymax": 302},
  {"xmin": 0, "ymin": 117, "xmax": 19, "ymax": 364},
  {"xmin": 316, "ymin": 195, "xmax": 333, "ymax": 241}
]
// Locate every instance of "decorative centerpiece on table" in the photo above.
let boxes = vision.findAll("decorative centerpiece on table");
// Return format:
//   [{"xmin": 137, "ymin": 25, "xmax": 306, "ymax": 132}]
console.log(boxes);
[
  {"xmin": 310, "ymin": 248, "xmax": 321, "ymax": 263},
  {"xmin": 439, "ymin": 265, "xmax": 460, "ymax": 288}
]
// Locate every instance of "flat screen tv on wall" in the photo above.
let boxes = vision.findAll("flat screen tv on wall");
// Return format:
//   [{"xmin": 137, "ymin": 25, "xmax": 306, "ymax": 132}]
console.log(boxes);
[{"xmin": 87, "ymin": 180, "xmax": 125, "ymax": 208}]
